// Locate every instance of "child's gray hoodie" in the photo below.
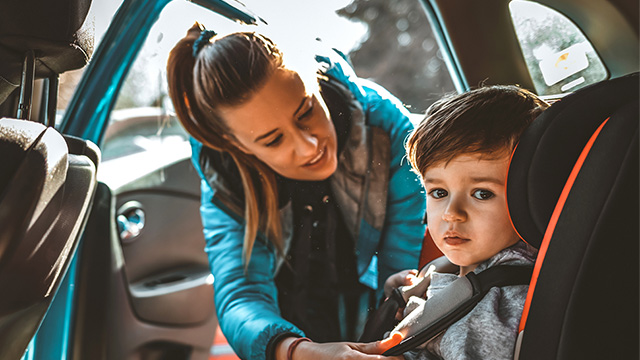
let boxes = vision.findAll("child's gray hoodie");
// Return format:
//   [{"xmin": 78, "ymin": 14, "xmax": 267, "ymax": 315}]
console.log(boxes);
[{"xmin": 404, "ymin": 241, "xmax": 538, "ymax": 360}]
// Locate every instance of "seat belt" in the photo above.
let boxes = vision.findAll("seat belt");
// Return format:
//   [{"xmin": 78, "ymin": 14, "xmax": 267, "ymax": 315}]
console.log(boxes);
[{"xmin": 373, "ymin": 265, "xmax": 533, "ymax": 356}]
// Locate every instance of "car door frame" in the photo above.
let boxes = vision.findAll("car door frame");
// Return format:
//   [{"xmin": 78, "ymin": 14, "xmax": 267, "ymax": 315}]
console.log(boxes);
[{"xmin": 27, "ymin": 1, "xmax": 259, "ymax": 359}]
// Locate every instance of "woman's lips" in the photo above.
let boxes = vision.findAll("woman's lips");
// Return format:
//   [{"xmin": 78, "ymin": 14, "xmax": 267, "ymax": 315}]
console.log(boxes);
[{"xmin": 304, "ymin": 145, "xmax": 326, "ymax": 166}]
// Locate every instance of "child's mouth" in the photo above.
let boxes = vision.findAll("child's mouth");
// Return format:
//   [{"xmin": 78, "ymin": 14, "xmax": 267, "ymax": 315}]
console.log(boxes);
[{"xmin": 443, "ymin": 236, "xmax": 469, "ymax": 246}]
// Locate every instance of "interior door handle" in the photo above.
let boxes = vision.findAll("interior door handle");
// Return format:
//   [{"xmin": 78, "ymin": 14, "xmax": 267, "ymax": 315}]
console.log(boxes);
[{"xmin": 117, "ymin": 201, "xmax": 145, "ymax": 242}]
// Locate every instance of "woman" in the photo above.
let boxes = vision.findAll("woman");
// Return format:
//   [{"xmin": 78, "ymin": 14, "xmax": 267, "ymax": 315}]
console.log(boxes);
[{"xmin": 167, "ymin": 24, "xmax": 424, "ymax": 360}]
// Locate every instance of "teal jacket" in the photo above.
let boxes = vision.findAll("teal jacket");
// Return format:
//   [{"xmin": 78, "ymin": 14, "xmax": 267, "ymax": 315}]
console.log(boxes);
[{"xmin": 190, "ymin": 49, "xmax": 425, "ymax": 360}]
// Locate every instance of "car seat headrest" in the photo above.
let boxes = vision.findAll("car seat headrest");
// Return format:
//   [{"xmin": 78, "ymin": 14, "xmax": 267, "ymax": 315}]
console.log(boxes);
[
  {"xmin": 506, "ymin": 72, "xmax": 639, "ymax": 249},
  {"xmin": 0, "ymin": 0, "xmax": 94, "ymax": 104}
]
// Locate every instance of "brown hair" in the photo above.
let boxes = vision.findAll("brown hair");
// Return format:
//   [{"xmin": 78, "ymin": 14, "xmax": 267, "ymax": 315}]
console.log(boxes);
[
  {"xmin": 167, "ymin": 23, "xmax": 285, "ymax": 266},
  {"xmin": 406, "ymin": 85, "xmax": 549, "ymax": 177}
]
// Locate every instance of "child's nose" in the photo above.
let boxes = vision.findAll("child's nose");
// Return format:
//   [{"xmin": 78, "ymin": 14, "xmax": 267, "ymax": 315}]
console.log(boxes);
[{"xmin": 442, "ymin": 199, "xmax": 466, "ymax": 222}]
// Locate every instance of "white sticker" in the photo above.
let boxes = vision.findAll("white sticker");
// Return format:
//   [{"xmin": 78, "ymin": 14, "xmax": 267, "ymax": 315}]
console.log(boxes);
[{"xmin": 538, "ymin": 42, "xmax": 590, "ymax": 86}]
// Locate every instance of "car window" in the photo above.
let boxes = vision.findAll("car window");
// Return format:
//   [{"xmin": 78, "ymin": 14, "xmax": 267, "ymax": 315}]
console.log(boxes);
[
  {"xmin": 333, "ymin": 0, "xmax": 455, "ymax": 113},
  {"xmin": 509, "ymin": 0, "xmax": 608, "ymax": 96},
  {"xmin": 74, "ymin": 0, "xmax": 454, "ymax": 170},
  {"xmin": 98, "ymin": 2, "xmax": 239, "ymax": 178},
  {"xmin": 101, "ymin": 108, "xmax": 189, "ymax": 162}
]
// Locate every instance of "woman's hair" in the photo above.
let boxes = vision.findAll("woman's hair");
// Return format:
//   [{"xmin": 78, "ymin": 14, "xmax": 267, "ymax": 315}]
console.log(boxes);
[
  {"xmin": 167, "ymin": 23, "xmax": 285, "ymax": 266},
  {"xmin": 406, "ymin": 85, "xmax": 550, "ymax": 177}
]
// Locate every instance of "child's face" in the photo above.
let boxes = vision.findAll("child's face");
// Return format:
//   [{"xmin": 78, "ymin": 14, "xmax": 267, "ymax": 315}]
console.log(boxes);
[{"xmin": 422, "ymin": 152, "xmax": 520, "ymax": 276}]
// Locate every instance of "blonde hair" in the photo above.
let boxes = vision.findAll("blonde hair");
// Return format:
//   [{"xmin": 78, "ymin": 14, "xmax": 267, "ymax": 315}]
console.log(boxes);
[{"xmin": 167, "ymin": 24, "xmax": 285, "ymax": 267}]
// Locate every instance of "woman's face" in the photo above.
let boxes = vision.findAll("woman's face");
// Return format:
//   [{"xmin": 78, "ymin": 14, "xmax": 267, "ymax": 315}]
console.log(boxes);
[{"xmin": 220, "ymin": 68, "xmax": 338, "ymax": 181}]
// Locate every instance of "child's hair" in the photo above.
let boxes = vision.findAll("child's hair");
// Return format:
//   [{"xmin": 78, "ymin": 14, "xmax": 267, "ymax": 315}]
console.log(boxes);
[
  {"xmin": 167, "ymin": 23, "xmax": 286, "ymax": 266},
  {"xmin": 406, "ymin": 85, "xmax": 549, "ymax": 177}
]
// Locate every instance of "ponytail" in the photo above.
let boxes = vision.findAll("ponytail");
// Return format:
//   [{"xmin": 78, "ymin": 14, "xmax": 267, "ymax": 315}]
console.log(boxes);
[{"xmin": 167, "ymin": 24, "xmax": 283, "ymax": 267}]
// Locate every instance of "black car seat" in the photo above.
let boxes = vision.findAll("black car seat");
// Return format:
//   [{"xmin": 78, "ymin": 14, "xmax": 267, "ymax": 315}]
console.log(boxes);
[
  {"xmin": 0, "ymin": 119, "xmax": 99, "ymax": 359},
  {"xmin": 0, "ymin": 0, "xmax": 93, "ymax": 107},
  {"xmin": 507, "ymin": 72, "xmax": 638, "ymax": 359},
  {"xmin": 367, "ymin": 73, "xmax": 638, "ymax": 357},
  {"xmin": 0, "ymin": 0, "xmax": 95, "ymax": 358}
]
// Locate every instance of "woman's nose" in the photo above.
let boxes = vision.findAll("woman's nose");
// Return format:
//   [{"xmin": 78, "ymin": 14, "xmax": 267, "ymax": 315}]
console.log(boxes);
[{"xmin": 294, "ymin": 129, "xmax": 318, "ymax": 157}]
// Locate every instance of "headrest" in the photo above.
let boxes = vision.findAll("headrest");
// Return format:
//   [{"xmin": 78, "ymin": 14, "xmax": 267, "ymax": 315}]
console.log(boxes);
[
  {"xmin": 506, "ymin": 72, "xmax": 639, "ymax": 249},
  {"xmin": 0, "ymin": 0, "xmax": 94, "ymax": 104}
]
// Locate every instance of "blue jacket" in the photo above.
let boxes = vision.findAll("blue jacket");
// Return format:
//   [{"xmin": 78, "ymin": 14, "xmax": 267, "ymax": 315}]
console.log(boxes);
[{"xmin": 190, "ymin": 49, "xmax": 425, "ymax": 360}]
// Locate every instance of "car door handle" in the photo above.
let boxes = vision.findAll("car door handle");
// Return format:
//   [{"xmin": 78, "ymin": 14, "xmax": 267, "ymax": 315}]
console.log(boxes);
[{"xmin": 117, "ymin": 201, "xmax": 145, "ymax": 242}]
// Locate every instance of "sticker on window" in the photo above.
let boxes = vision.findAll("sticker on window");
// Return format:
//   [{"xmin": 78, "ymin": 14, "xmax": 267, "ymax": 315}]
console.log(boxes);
[
  {"xmin": 537, "ymin": 42, "xmax": 590, "ymax": 86},
  {"xmin": 510, "ymin": 0, "xmax": 608, "ymax": 96}
]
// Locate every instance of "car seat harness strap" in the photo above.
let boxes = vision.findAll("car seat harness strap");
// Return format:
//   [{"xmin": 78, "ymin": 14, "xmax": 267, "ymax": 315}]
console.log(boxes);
[{"xmin": 382, "ymin": 265, "xmax": 533, "ymax": 356}]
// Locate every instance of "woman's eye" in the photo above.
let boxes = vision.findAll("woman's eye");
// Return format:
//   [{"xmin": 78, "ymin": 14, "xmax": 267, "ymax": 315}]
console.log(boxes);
[
  {"xmin": 265, "ymin": 134, "xmax": 283, "ymax": 147},
  {"xmin": 298, "ymin": 104, "xmax": 314, "ymax": 121},
  {"xmin": 472, "ymin": 189, "xmax": 494, "ymax": 200},
  {"xmin": 429, "ymin": 189, "xmax": 448, "ymax": 199}
]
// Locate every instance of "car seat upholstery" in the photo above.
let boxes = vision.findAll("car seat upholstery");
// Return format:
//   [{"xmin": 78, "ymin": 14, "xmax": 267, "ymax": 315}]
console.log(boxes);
[
  {"xmin": 0, "ymin": 118, "xmax": 99, "ymax": 359},
  {"xmin": 0, "ymin": 0, "xmax": 93, "ymax": 105},
  {"xmin": 507, "ymin": 72, "xmax": 638, "ymax": 359},
  {"xmin": 418, "ymin": 228, "xmax": 444, "ymax": 269}
]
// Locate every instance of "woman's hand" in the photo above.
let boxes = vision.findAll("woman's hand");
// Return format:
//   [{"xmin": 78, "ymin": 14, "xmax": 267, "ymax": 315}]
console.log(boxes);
[
  {"xmin": 276, "ymin": 337, "xmax": 404, "ymax": 360},
  {"xmin": 383, "ymin": 269, "xmax": 418, "ymax": 298}
]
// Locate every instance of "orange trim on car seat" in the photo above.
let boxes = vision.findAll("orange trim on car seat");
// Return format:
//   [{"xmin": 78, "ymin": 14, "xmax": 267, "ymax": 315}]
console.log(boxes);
[
  {"xmin": 518, "ymin": 118, "xmax": 610, "ymax": 332},
  {"xmin": 505, "ymin": 143, "xmax": 529, "ymax": 246},
  {"xmin": 418, "ymin": 227, "xmax": 444, "ymax": 269}
]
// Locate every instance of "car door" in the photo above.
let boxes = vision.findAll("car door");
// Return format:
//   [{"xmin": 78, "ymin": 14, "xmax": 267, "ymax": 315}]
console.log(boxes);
[
  {"xmin": 45, "ymin": 2, "xmax": 263, "ymax": 359},
  {"xmin": 94, "ymin": 110, "xmax": 216, "ymax": 360}
]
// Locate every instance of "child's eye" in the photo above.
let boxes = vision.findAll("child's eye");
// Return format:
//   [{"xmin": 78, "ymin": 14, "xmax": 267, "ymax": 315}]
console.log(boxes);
[
  {"xmin": 472, "ymin": 189, "xmax": 494, "ymax": 200},
  {"xmin": 429, "ymin": 189, "xmax": 448, "ymax": 199},
  {"xmin": 265, "ymin": 134, "xmax": 283, "ymax": 147}
]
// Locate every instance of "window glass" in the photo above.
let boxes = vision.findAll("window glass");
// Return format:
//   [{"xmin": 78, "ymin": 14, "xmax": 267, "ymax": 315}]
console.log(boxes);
[
  {"xmin": 509, "ymin": 0, "xmax": 608, "ymax": 96},
  {"xmin": 335, "ymin": 0, "xmax": 455, "ymax": 113},
  {"xmin": 96, "ymin": 0, "xmax": 454, "ymax": 169}
]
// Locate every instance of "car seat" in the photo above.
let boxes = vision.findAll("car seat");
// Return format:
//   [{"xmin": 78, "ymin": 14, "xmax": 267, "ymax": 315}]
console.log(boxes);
[
  {"xmin": 0, "ymin": 119, "xmax": 99, "ymax": 359},
  {"xmin": 0, "ymin": 0, "xmax": 95, "ymax": 357},
  {"xmin": 0, "ymin": 0, "xmax": 93, "ymax": 108},
  {"xmin": 507, "ymin": 72, "xmax": 638, "ymax": 359},
  {"xmin": 365, "ymin": 72, "xmax": 638, "ymax": 357}
]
